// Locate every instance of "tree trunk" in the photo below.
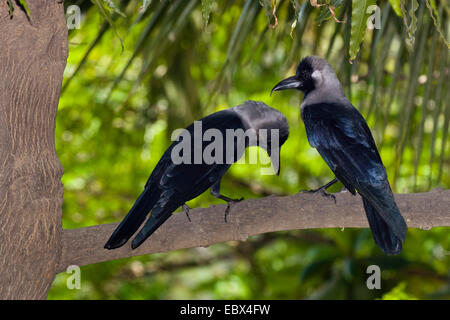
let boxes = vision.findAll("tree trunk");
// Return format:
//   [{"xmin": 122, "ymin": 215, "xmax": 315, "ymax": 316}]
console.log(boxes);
[{"xmin": 0, "ymin": 1, "xmax": 67, "ymax": 299}]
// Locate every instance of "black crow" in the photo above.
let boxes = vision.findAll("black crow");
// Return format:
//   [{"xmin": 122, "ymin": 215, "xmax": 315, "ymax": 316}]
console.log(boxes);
[
  {"xmin": 271, "ymin": 56, "xmax": 407, "ymax": 255},
  {"xmin": 105, "ymin": 100, "xmax": 289, "ymax": 250}
]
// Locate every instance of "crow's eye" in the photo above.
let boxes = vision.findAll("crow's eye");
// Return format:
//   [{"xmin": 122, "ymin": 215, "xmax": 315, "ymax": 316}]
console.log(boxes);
[{"xmin": 299, "ymin": 70, "xmax": 311, "ymax": 83}]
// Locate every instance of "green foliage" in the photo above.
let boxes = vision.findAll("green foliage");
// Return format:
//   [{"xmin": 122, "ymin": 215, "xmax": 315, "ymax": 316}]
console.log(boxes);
[
  {"xmin": 48, "ymin": 0, "xmax": 450, "ymax": 300},
  {"xmin": 349, "ymin": 0, "xmax": 376, "ymax": 61},
  {"xmin": 6, "ymin": 0, "xmax": 31, "ymax": 18},
  {"xmin": 91, "ymin": 0, "xmax": 124, "ymax": 51},
  {"xmin": 289, "ymin": 0, "xmax": 304, "ymax": 37},
  {"xmin": 102, "ymin": 0, "xmax": 126, "ymax": 17},
  {"xmin": 260, "ymin": 0, "xmax": 278, "ymax": 28},
  {"xmin": 425, "ymin": 0, "xmax": 450, "ymax": 48},
  {"xmin": 18, "ymin": 0, "xmax": 29, "ymax": 17},
  {"xmin": 7, "ymin": 0, "xmax": 13, "ymax": 17},
  {"xmin": 315, "ymin": 0, "xmax": 344, "ymax": 25},
  {"xmin": 201, "ymin": 0, "xmax": 213, "ymax": 29},
  {"xmin": 382, "ymin": 282, "xmax": 418, "ymax": 300},
  {"xmin": 400, "ymin": 0, "xmax": 419, "ymax": 50},
  {"xmin": 388, "ymin": 0, "xmax": 403, "ymax": 17}
]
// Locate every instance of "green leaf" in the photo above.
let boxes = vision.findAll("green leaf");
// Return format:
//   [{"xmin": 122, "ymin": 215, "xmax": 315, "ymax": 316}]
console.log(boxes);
[
  {"xmin": 349, "ymin": 0, "xmax": 376, "ymax": 62},
  {"xmin": 141, "ymin": 0, "xmax": 152, "ymax": 12},
  {"xmin": 425, "ymin": 0, "xmax": 450, "ymax": 48},
  {"xmin": 408, "ymin": 0, "xmax": 419, "ymax": 37},
  {"xmin": 290, "ymin": 0, "xmax": 307, "ymax": 38},
  {"xmin": 316, "ymin": 0, "xmax": 343, "ymax": 25},
  {"xmin": 259, "ymin": 0, "xmax": 278, "ymax": 28},
  {"xmin": 201, "ymin": 0, "xmax": 213, "ymax": 29},
  {"xmin": 7, "ymin": 0, "xmax": 31, "ymax": 19},
  {"xmin": 18, "ymin": 0, "xmax": 31, "ymax": 18},
  {"xmin": 400, "ymin": 0, "xmax": 419, "ymax": 50},
  {"xmin": 388, "ymin": 0, "xmax": 403, "ymax": 17},
  {"xmin": 7, "ymin": 0, "xmax": 14, "ymax": 18},
  {"xmin": 103, "ymin": 0, "xmax": 126, "ymax": 17},
  {"xmin": 382, "ymin": 283, "xmax": 418, "ymax": 300},
  {"xmin": 91, "ymin": 0, "xmax": 124, "ymax": 52}
]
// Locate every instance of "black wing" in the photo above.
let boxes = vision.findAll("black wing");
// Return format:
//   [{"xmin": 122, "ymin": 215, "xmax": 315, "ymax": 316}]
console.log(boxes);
[
  {"xmin": 302, "ymin": 102, "xmax": 407, "ymax": 254},
  {"xmin": 106, "ymin": 109, "xmax": 246, "ymax": 249},
  {"xmin": 147, "ymin": 109, "xmax": 245, "ymax": 204}
]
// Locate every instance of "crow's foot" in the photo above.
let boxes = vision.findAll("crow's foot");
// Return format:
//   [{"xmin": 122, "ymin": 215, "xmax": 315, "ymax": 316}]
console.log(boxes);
[
  {"xmin": 224, "ymin": 197, "xmax": 244, "ymax": 223},
  {"xmin": 300, "ymin": 188, "xmax": 336, "ymax": 204},
  {"xmin": 300, "ymin": 178, "xmax": 338, "ymax": 204},
  {"xmin": 182, "ymin": 204, "xmax": 191, "ymax": 222}
]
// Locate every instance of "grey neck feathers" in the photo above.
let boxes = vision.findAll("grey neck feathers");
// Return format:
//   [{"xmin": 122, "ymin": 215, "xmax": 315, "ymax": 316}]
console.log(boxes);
[{"xmin": 302, "ymin": 66, "xmax": 348, "ymax": 108}]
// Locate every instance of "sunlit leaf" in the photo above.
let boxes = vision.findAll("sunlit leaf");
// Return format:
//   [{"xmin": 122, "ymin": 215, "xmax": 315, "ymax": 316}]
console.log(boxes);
[
  {"xmin": 349, "ymin": 0, "xmax": 376, "ymax": 62},
  {"xmin": 18, "ymin": 0, "xmax": 31, "ymax": 18},
  {"xmin": 382, "ymin": 283, "xmax": 418, "ymax": 300},
  {"xmin": 388, "ymin": 0, "xmax": 403, "ymax": 17},
  {"xmin": 7, "ymin": 0, "xmax": 31, "ymax": 19},
  {"xmin": 290, "ymin": 0, "xmax": 308, "ymax": 38}
]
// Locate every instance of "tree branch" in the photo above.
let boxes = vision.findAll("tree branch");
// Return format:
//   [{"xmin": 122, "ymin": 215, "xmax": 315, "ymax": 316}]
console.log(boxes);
[{"xmin": 57, "ymin": 189, "xmax": 450, "ymax": 273}]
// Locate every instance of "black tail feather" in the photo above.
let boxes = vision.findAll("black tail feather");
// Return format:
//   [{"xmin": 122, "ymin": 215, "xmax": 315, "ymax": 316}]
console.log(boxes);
[
  {"xmin": 131, "ymin": 206, "xmax": 172, "ymax": 249},
  {"xmin": 358, "ymin": 181, "xmax": 407, "ymax": 243},
  {"xmin": 362, "ymin": 197, "xmax": 403, "ymax": 255},
  {"xmin": 104, "ymin": 188, "xmax": 160, "ymax": 249}
]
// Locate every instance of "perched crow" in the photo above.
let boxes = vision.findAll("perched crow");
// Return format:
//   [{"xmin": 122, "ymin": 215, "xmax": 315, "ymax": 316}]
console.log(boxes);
[
  {"xmin": 272, "ymin": 56, "xmax": 407, "ymax": 255},
  {"xmin": 105, "ymin": 100, "xmax": 289, "ymax": 250}
]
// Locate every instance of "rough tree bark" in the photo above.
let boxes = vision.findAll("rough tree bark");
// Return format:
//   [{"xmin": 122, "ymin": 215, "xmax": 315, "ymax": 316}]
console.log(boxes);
[
  {"xmin": 0, "ymin": 1, "xmax": 449, "ymax": 301},
  {"xmin": 0, "ymin": 1, "xmax": 67, "ymax": 299}
]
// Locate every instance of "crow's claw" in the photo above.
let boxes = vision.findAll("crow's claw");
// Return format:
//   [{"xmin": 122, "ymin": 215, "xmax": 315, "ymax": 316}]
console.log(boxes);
[
  {"xmin": 299, "ymin": 178, "xmax": 338, "ymax": 204},
  {"xmin": 300, "ymin": 188, "xmax": 337, "ymax": 204},
  {"xmin": 182, "ymin": 204, "xmax": 191, "ymax": 222},
  {"xmin": 224, "ymin": 197, "xmax": 244, "ymax": 222}
]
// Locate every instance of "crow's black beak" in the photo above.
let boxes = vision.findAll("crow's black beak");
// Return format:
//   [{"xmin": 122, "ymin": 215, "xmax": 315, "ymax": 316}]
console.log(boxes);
[{"xmin": 271, "ymin": 76, "xmax": 302, "ymax": 96}]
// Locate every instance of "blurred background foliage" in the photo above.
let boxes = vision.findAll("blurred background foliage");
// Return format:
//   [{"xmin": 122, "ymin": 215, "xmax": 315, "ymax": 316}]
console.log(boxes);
[{"xmin": 48, "ymin": 0, "xmax": 449, "ymax": 299}]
